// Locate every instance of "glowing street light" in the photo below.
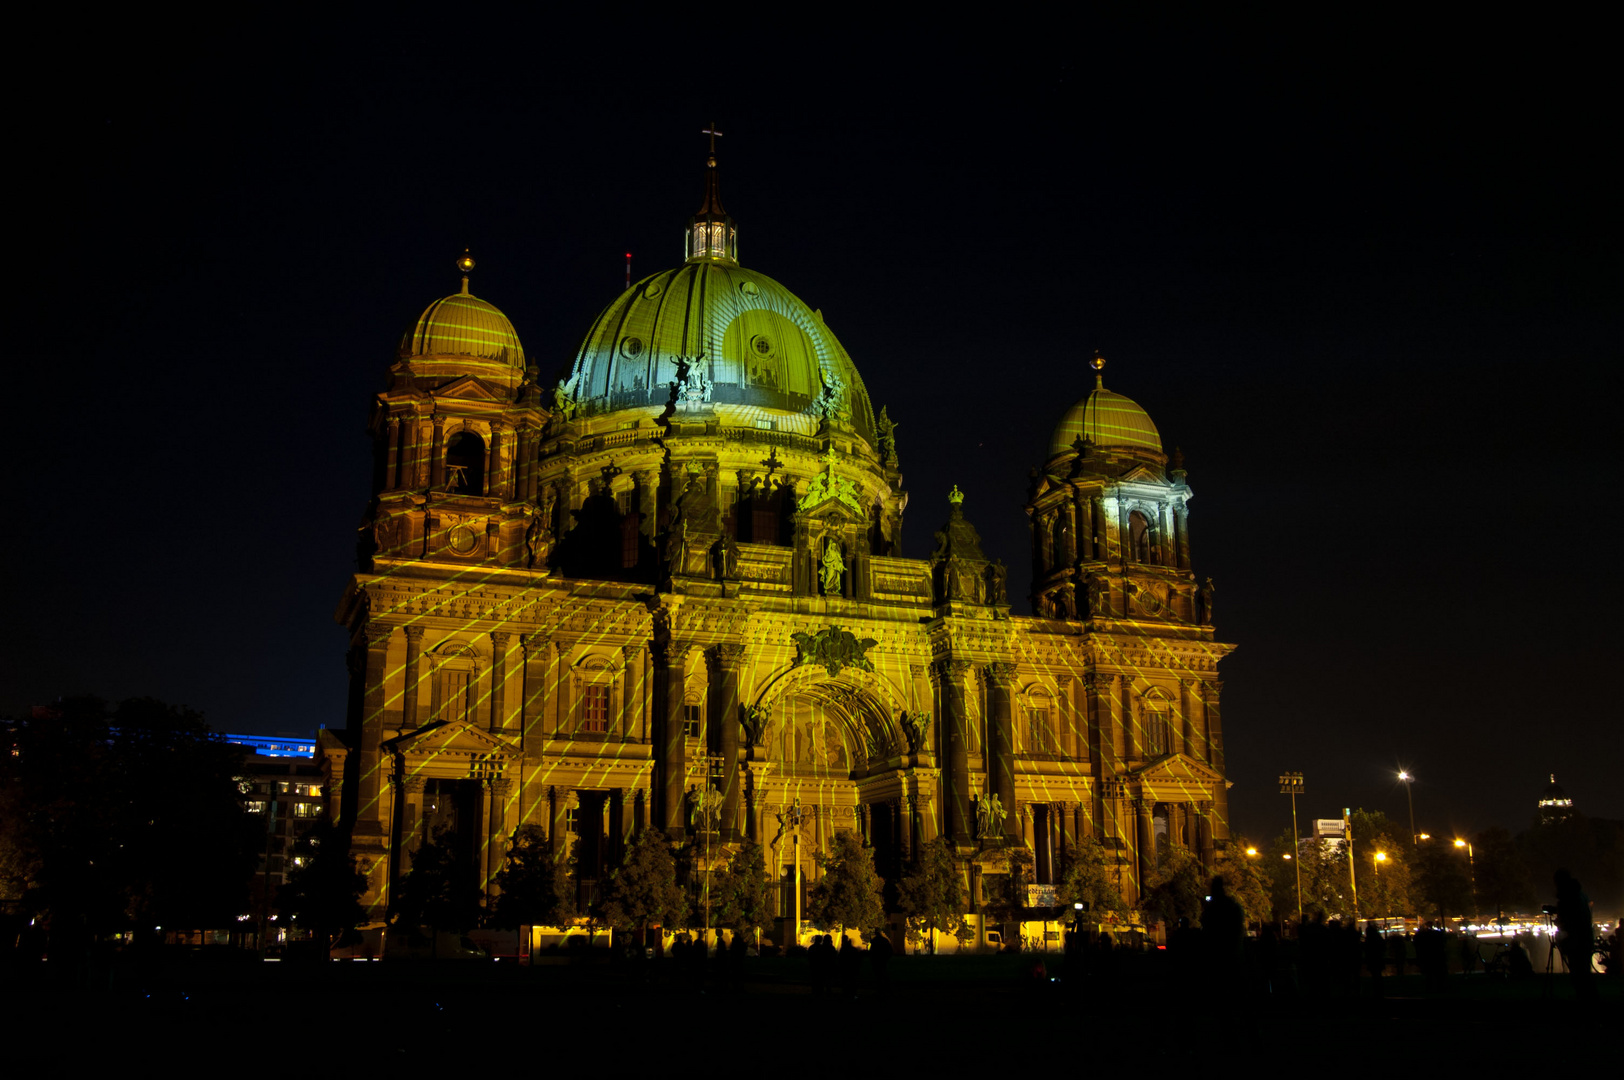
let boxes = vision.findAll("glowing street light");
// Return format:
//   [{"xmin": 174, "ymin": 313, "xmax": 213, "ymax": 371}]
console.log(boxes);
[
  {"xmin": 1246, "ymin": 847, "xmax": 1258, "ymax": 857},
  {"xmin": 1397, "ymin": 770, "xmax": 1418, "ymax": 845}
]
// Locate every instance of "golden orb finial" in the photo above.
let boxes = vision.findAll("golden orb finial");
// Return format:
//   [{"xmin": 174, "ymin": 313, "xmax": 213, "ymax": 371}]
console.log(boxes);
[
  {"xmin": 1090, "ymin": 349, "xmax": 1106, "ymax": 389},
  {"xmin": 456, "ymin": 249, "xmax": 475, "ymax": 295}
]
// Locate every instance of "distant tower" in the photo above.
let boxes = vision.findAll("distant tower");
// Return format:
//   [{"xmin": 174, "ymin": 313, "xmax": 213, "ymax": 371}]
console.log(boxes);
[{"xmin": 1537, "ymin": 774, "xmax": 1575, "ymax": 824}]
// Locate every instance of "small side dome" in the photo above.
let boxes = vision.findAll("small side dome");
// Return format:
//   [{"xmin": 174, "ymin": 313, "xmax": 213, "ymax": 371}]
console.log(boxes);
[
  {"xmin": 398, "ymin": 254, "xmax": 524, "ymax": 368},
  {"xmin": 1050, "ymin": 387, "xmax": 1162, "ymax": 457},
  {"xmin": 399, "ymin": 293, "xmax": 525, "ymax": 367}
]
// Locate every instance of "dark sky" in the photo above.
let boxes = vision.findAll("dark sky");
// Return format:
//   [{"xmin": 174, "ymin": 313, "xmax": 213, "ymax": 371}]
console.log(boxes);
[{"xmin": 10, "ymin": 11, "xmax": 1618, "ymax": 843}]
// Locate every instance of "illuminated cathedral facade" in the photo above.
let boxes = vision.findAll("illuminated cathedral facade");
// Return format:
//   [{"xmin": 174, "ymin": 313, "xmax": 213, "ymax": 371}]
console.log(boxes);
[{"xmin": 320, "ymin": 148, "xmax": 1235, "ymax": 941}]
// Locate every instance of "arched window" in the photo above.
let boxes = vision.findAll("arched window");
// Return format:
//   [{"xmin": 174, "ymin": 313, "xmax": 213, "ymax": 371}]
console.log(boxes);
[
  {"xmin": 445, "ymin": 430, "xmax": 485, "ymax": 495},
  {"xmin": 1027, "ymin": 702, "xmax": 1055, "ymax": 755},
  {"xmin": 1128, "ymin": 510, "xmax": 1152, "ymax": 563}
]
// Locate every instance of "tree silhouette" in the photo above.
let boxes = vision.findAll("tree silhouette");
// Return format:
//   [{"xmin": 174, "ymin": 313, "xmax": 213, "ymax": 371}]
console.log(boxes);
[
  {"xmin": 713, "ymin": 838, "xmax": 776, "ymax": 935},
  {"xmin": 491, "ymin": 825, "xmax": 574, "ymax": 929},
  {"xmin": 897, "ymin": 836, "xmax": 966, "ymax": 953},
  {"xmin": 806, "ymin": 831, "xmax": 885, "ymax": 937},
  {"xmin": 1056, "ymin": 838, "xmax": 1128, "ymax": 921},
  {"xmin": 0, "ymin": 696, "xmax": 258, "ymax": 960},
  {"xmin": 601, "ymin": 829, "xmax": 686, "ymax": 942},
  {"xmin": 1211, "ymin": 837, "xmax": 1272, "ymax": 926},
  {"xmin": 278, "ymin": 819, "xmax": 367, "ymax": 956},
  {"xmin": 392, "ymin": 826, "xmax": 484, "ymax": 948},
  {"xmin": 1140, "ymin": 844, "xmax": 1206, "ymax": 927}
]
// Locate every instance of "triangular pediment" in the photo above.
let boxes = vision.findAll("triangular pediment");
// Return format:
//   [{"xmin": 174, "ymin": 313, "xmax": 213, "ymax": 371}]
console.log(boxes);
[
  {"xmin": 1125, "ymin": 752, "xmax": 1224, "ymax": 785},
  {"xmin": 384, "ymin": 718, "xmax": 517, "ymax": 759},
  {"xmin": 434, "ymin": 375, "xmax": 507, "ymax": 402},
  {"xmin": 1121, "ymin": 464, "xmax": 1162, "ymax": 483}
]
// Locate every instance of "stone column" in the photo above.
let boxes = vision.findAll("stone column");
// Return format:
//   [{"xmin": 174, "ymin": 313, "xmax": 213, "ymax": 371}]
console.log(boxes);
[
  {"xmin": 1119, "ymin": 680, "xmax": 1136, "ymax": 761},
  {"xmin": 1091, "ymin": 495, "xmax": 1108, "ymax": 563},
  {"xmin": 621, "ymin": 644, "xmax": 646, "ymax": 742},
  {"xmin": 519, "ymin": 635, "xmax": 546, "ymax": 746},
  {"xmin": 399, "ymin": 774, "xmax": 426, "ymax": 855},
  {"xmin": 1075, "ymin": 487, "xmax": 1093, "ymax": 561},
  {"xmin": 987, "ymin": 662, "xmax": 1017, "ymax": 842},
  {"xmin": 484, "ymin": 777, "xmax": 512, "ymax": 896},
  {"xmin": 1085, "ymin": 674, "xmax": 1113, "ymax": 832},
  {"xmin": 1056, "ymin": 674, "xmax": 1076, "ymax": 758},
  {"xmin": 1174, "ymin": 501, "xmax": 1191, "ymax": 571},
  {"xmin": 654, "ymin": 639, "xmax": 689, "ymax": 839},
  {"xmin": 633, "ymin": 788, "xmax": 647, "ymax": 834},
  {"xmin": 429, "ymin": 416, "xmax": 446, "ymax": 488},
  {"xmin": 609, "ymin": 788, "xmax": 626, "ymax": 866},
  {"xmin": 707, "ymin": 643, "xmax": 745, "ymax": 841},
  {"xmin": 398, "ymin": 625, "xmax": 424, "ymax": 730},
  {"xmin": 1204, "ymin": 681, "xmax": 1229, "ymax": 842},
  {"xmin": 934, "ymin": 659, "xmax": 974, "ymax": 844},
  {"xmin": 384, "ymin": 417, "xmax": 401, "ymax": 490},
  {"xmin": 1135, "ymin": 798, "xmax": 1154, "ymax": 901},
  {"xmin": 490, "ymin": 631, "xmax": 511, "ymax": 733},
  {"xmin": 481, "ymin": 427, "xmax": 495, "ymax": 496}
]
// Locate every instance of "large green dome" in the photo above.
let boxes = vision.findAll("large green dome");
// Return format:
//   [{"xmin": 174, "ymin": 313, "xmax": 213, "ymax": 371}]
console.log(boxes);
[{"xmin": 562, "ymin": 261, "xmax": 876, "ymax": 443}]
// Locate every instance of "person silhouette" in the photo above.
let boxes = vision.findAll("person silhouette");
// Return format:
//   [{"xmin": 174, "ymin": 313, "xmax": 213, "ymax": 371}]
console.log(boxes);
[
  {"xmin": 1364, "ymin": 922, "xmax": 1387, "ymax": 996},
  {"xmin": 1553, "ymin": 869, "xmax": 1596, "ymax": 1000}
]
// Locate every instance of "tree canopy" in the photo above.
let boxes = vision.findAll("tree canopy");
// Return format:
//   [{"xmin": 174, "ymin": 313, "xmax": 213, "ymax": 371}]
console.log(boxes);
[
  {"xmin": 0, "ymin": 696, "xmax": 259, "ymax": 956},
  {"xmin": 712, "ymin": 838, "xmax": 776, "ymax": 935},
  {"xmin": 278, "ymin": 819, "xmax": 368, "ymax": 948},
  {"xmin": 1140, "ymin": 844, "xmax": 1206, "ymax": 927},
  {"xmin": 806, "ymin": 830, "xmax": 885, "ymax": 935},
  {"xmin": 491, "ymin": 824, "xmax": 574, "ymax": 929},
  {"xmin": 601, "ymin": 829, "xmax": 686, "ymax": 935},
  {"xmin": 1055, "ymin": 838, "xmax": 1127, "ymax": 920},
  {"xmin": 897, "ymin": 836, "xmax": 966, "ymax": 950},
  {"xmin": 391, "ymin": 826, "xmax": 485, "ymax": 936}
]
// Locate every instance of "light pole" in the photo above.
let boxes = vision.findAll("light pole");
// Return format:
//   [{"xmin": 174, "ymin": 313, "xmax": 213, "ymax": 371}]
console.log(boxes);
[
  {"xmin": 786, "ymin": 798, "xmax": 804, "ymax": 949},
  {"xmin": 1343, "ymin": 806, "xmax": 1359, "ymax": 922},
  {"xmin": 1397, "ymin": 771, "xmax": 1418, "ymax": 846},
  {"xmin": 1374, "ymin": 851, "xmax": 1387, "ymax": 918},
  {"xmin": 1279, "ymin": 772, "xmax": 1305, "ymax": 930},
  {"xmin": 1454, "ymin": 839, "xmax": 1477, "ymax": 924}
]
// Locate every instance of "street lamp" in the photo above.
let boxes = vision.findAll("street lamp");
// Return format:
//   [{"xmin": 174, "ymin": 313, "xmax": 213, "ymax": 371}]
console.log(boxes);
[
  {"xmin": 1279, "ymin": 772, "xmax": 1305, "ymax": 930},
  {"xmin": 1397, "ymin": 770, "xmax": 1418, "ymax": 845},
  {"xmin": 1454, "ymin": 838, "xmax": 1477, "ymax": 924},
  {"xmin": 1245, "ymin": 847, "xmax": 1258, "ymax": 857},
  {"xmin": 1374, "ymin": 850, "xmax": 1387, "ymax": 916}
]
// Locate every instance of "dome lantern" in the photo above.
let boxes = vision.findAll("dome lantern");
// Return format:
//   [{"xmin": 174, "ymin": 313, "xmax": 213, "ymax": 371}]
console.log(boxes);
[{"xmin": 685, "ymin": 123, "xmax": 738, "ymax": 264}]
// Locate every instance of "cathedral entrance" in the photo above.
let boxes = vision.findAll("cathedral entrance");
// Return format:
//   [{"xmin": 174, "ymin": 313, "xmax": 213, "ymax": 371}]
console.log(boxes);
[{"xmin": 420, "ymin": 778, "xmax": 482, "ymax": 892}]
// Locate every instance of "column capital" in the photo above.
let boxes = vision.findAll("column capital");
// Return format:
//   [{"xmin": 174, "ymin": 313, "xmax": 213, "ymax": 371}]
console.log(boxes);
[
  {"xmin": 931, "ymin": 656, "xmax": 975, "ymax": 680},
  {"xmin": 364, "ymin": 623, "xmax": 396, "ymax": 649},
  {"xmin": 432, "ymin": 414, "xmax": 447, "ymax": 427},
  {"xmin": 621, "ymin": 642, "xmax": 645, "ymax": 662},
  {"xmin": 487, "ymin": 777, "xmax": 513, "ymax": 796},
  {"xmin": 985, "ymin": 661, "xmax": 1017, "ymax": 685},
  {"xmin": 404, "ymin": 624, "xmax": 426, "ymax": 642},
  {"xmin": 490, "ymin": 630, "xmax": 513, "ymax": 647},
  {"xmin": 706, "ymin": 642, "xmax": 747, "ymax": 672},
  {"xmin": 399, "ymin": 774, "xmax": 427, "ymax": 793}
]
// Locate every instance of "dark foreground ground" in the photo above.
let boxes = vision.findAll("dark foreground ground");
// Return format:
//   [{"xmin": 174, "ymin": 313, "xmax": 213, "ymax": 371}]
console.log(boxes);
[{"xmin": 4, "ymin": 951, "xmax": 1616, "ymax": 1069}]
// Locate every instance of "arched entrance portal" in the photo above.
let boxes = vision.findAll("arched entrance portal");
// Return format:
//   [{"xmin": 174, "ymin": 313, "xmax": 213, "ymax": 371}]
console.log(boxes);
[{"xmin": 749, "ymin": 666, "xmax": 921, "ymax": 925}]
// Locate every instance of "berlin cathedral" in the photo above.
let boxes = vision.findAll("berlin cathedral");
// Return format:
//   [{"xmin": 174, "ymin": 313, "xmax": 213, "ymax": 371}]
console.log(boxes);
[{"xmin": 319, "ymin": 145, "xmax": 1235, "ymax": 942}]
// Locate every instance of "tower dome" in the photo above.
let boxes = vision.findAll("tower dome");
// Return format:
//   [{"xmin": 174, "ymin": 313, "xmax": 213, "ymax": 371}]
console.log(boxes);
[
  {"xmin": 1048, "ymin": 357, "xmax": 1162, "ymax": 459},
  {"xmin": 398, "ymin": 252, "xmax": 525, "ymax": 368}
]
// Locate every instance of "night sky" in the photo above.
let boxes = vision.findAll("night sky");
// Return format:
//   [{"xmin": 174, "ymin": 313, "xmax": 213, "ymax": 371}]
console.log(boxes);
[{"xmin": 10, "ymin": 11, "xmax": 1618, "ymax": 843}]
